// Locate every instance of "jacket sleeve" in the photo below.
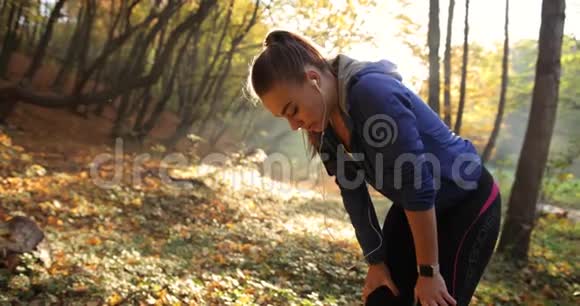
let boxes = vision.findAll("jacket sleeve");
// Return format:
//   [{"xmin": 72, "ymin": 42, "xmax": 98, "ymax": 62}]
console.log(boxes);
[
  {"xmin": 350, "ymin": 73, "xmax": 436, "ymax": 211},
  {"xmin": 322, "ymin": 154, "xmax": 386, "ymax": 265}
]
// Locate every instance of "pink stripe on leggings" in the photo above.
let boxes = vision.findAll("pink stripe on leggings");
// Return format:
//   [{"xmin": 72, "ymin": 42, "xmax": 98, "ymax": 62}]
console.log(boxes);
[{"xmin": 451, "ymin": 181, "xmax": 499, "ymax": 296}]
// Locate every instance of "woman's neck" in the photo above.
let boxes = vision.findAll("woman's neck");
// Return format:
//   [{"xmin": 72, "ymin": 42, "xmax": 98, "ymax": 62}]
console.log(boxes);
[{"xmin": 325, "ymin": 72, "xmax": 340, "ymax": 126}]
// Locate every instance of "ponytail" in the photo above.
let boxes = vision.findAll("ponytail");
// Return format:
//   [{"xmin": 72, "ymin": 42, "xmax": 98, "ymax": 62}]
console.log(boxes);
[{"xmin": 247, "ymin": 30, "xmax": 335, "ymax": 159}]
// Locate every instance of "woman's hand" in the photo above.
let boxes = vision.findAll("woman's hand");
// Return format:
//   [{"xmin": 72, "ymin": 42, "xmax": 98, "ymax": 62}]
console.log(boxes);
[
  {"xmin": 414, "ymin": 273, "xmax": 457, "ymax": 306},
  {"xmin": 362, "ymin": 262, "xmax": 399, "ymax": 304}
]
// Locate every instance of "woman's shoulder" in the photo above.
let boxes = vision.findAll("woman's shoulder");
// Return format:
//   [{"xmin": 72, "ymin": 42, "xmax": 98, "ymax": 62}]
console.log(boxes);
[{"xmin": 348, "ymin": 69, "xmax": 415, "ymax": 121}]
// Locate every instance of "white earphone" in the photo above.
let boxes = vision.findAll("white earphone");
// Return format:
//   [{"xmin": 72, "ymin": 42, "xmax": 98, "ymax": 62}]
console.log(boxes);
[
  {"xmin": 311, "ymin": 78, "xmax": 320, "ymax": 88},
  {"xmin": 310, "ymin": 75, "xmax": 384, "ymax": 269}
]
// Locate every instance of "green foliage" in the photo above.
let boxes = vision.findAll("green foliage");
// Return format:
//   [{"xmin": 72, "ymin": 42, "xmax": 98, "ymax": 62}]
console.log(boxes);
[
  {"xmin": 474, "ymin": 216, "xmax": 579, "ymax": 306},
  {"xmin": 541, "ymin": 139, "xmax": 580, "ymax": 209}
]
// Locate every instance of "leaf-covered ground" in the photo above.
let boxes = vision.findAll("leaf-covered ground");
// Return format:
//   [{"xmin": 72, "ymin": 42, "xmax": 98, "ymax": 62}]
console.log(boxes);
[{"xmin": 0, "ymin": 128, "xmax": 578, "ymax": 305}]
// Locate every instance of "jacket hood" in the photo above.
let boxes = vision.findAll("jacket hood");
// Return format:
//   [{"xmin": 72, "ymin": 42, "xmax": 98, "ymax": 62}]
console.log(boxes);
[{"xmin": 326, "ymin": 54, "xmax": 402, "ymax": 115}]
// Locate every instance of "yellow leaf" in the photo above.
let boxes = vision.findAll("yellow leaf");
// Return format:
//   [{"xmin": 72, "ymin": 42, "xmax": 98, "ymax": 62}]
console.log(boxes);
[
  {"xmin": 87, "ymin": 237, "xmax": 102, "ymax": 246},
  {"xmin": 0, "ymin": 133, "xmax": 12, "ymax": 146},
  {"xmin": 213, "ymin": 254, "xmax": 226, "ymax": 264},
  {"xmin": 557, "ymin": 172, "xmax": 574, "ymax": 181},
  {"xmin": 107, "ymin": 292, "xmax": 123, "ymax": 305},
  {"xmin": 131, "ymin": 197, "xmax": 142, "ymax": 207},
  {"xmin": 47, "ymin": 216, "xmax": 63, "ymax": 226}
]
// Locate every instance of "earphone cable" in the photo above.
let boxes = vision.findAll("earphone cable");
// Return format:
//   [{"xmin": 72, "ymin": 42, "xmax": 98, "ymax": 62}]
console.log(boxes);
[{"xmin": 314, "ymin": 78, "xmax": 384, "ymax": 270}]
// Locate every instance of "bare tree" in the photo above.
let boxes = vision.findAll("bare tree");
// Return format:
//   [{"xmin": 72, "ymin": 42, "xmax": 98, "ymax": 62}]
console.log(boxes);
[
  {"xmin": 497, "ymin": 0, "xmax": 566, "ymax": 262},
  {"xmin": 197, "ymin": 0, "xmax": 261, "ymax": 138},
  {"xmin": 24, "ymin": 0, "xmax": 67, "ymax": 80},
  {"xmin": 482, "ymin": 0, "xmax": 509, "ymax": 162},
  {"xmin": 52, "ymin": 3, "xmax": 86, "ymax": 89},
  {"xmin": 0, "ymin": 1, "xmax": 25, "ymax": 78},
  {"xmin": 443, "ymin": 0, "xmax": 455, "ymax": 127},
  {"xmin": 0, "ymin": 0, "xmax": 217, "ymax": 112},
  {"xmin": 428, "ymin": 0, "xmax": 440, "ymax": 114},
  {"xmin": 454, "ymin": 0, "xmax": 470, "ymax": 135}
]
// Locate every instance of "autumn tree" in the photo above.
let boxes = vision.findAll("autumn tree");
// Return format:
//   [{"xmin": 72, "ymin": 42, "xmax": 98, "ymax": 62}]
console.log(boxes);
[
  {"xmin": 428, "ymin": 0, "xmax": 440, "ymax": 114},
  {"xmin": 454, "ymin": 0, "xmax": 470, "ymax": 135},
  {"xmin": 497, "ymin": 0, "xmax": 566, "ymax": 262},
  {"xmin": 442, "ymin": 0, "xmax": 455, "ymax": 127},
  {"xmin": 482, "ymin": 0, "xmax": 510, "ymax": 162}
]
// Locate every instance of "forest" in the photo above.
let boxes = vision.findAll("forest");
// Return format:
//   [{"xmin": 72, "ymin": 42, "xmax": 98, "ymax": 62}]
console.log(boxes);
[{"xmin": 0, "ymin": 0, "xmax": 578, "ymax": 305}]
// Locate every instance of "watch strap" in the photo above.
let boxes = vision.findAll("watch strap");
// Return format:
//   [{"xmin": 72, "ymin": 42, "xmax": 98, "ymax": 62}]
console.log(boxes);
[{"xmin": 417, "ymin": 264, "xmax": 439, "ymax": 277}]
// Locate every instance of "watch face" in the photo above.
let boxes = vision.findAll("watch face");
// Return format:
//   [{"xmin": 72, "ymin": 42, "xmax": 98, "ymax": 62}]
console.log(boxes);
[{"xmin": 419, "ymin": 265, "xmax": 434, "ymax": 277}]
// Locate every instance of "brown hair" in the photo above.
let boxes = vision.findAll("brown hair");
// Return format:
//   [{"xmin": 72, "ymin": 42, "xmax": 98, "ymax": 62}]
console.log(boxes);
[{"xmin": 246, "ymin": 29, "xmax": 335, "ymax": 160}]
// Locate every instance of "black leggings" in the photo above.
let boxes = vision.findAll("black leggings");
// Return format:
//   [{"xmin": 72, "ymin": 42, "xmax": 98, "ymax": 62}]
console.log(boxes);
[{"xmin": 366, "ymin": 167, "xmax": 502, "ymax": 306}]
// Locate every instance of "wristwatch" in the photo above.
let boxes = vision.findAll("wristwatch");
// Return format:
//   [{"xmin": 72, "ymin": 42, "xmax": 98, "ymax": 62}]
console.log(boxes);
[{"xmin": 417, "ymin": 264, "xmax": 440, "ymax": 277}]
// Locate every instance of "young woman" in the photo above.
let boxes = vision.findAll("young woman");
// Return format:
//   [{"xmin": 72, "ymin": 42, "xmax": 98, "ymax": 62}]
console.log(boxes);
[{"xmin": 247, "ymin": 30, "xmax": 501, "ymax": 306}]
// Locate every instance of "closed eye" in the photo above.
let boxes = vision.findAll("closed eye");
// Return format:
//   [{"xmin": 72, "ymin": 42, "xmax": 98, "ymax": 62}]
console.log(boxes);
[{"xmin": 291, "ymin": 106, "xmax": 298, "ymax": 117}]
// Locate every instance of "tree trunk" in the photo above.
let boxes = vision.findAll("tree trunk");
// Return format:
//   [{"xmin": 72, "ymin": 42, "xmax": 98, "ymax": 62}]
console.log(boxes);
[
  {"xmin": 132, "ymin": 87, "xmax": 152, "ymax": 131},
  {"xmin": 92, "ymin": 65, "xmax": 103, "ymax": 94},
  {"xmin": 167, "ymin": 7, "xmax": 226, "ymax": 148},
  {"xmin": 141, "ymin": 28, "xmax": 199, "ymax": 139},
  {"xmin": 25, "ymin": 0, "xmax": 67, "ymax": 80},
  {"xmin": 428, "ymin": 0, "xmax": 440, "ymax": 115},
  {"xmin": 110, "ymin": 32, "xmax": 146, "ymax": 135},
  {"xmin": 482, "ymin": 0, "xmax": 509, "ymax": 163},
  {"xmin": 73, "ymin": 1, "xmax": 174, "ymax": 96},
  {"xmin": 454, "ymin": 0, "xmax": 470, "ymax": 135},
  {"xmin": 28, "ymin": 8, "xmax": 41, "ymax": 50},
  {"xmin": 53, "ymin": 4, "xmax": 86, "ymax": 89},
  {"xmin": 72, "ymin": 0, "xmax": 97, "ymax": 97},
  {"xmin": 443, "ymin": 0, "xmax": 455, "ymax": 128},
  {"xmin": 111, "ymin": 1, "xmax": 215, "ymax": 139},
  {"xmin": 0, "ymin": 2, "xmax": 19, "ymax": 78},
  {"xmin": 111, "ymin": 92, "xmax": 132, "ymax": 138},
  {"xmin": 198, "ymin": 0, "xmax": 259, "ymax": 138},
  {"xmin": 497, "ymin": 0, "xmax": 565, "ymax": 263},
  {"xmin": 194, "ymin": 0, "xmax": 236, "ymax": 135},
  {"xmin": 0, "ymin": 0, "xmax": 216, "ymax": 111},
  {"xmin": 71, "ymin": 0, "xmax": 97, "ymax": 116},
  {"xmin": 0, "ymin": 0, "xmax": 7, "ymax": 21},
  {"xmin": 130, "ymin": 27, "xmax": 166, "ymax": 132}
]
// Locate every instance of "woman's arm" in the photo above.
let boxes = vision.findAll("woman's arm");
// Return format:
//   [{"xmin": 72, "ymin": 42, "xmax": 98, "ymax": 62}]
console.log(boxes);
[
  {"xmin": 349, "ymin": 69, "xmax": 456, "ymax": 305},
  {"xmin": 337, "ymin": 178, "xmax": 386, "ymax": 265},
  {"xmin": 349, "ymin": 73, "xmax": 440, "ymax": 264},
  {"xmin": 321, "ymin": 149, "xmax": 386, "ymax": 265},
  {"xmin": 405, "ymin": 207, "xmax": 438, "ymax": 266}
]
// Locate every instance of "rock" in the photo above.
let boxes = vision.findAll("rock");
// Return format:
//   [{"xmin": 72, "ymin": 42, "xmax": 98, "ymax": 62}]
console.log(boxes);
[{"xmin": 0, "ymin": 216, "xmax": 45, "ymax": 253}]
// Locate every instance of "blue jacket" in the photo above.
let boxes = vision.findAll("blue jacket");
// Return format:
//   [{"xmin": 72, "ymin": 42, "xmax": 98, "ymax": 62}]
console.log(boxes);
[{"xmin": 321, "ymin": 55, "xmax": 483, "ymax": 264}]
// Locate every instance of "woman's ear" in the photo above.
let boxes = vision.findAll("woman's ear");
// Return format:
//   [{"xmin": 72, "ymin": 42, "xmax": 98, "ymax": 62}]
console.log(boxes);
[
  {"xmin": 305, "ymin": 69, "xmax": 320, "ymax": 84},
  {"xmin": 305, "ymin": 71, "xmax": 320, "ymax": 89}
]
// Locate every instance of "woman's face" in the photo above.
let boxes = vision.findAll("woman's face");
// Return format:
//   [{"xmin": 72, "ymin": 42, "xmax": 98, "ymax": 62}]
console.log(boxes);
[{"xmin": 261, "ymin": 76, "xmax": 326, "ymax": 133}]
